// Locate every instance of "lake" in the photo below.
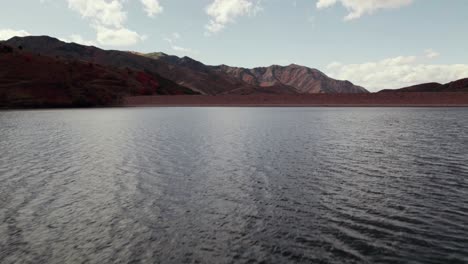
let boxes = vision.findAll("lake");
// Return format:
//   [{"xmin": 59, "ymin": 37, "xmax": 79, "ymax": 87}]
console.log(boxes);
[{"xmin": 1, "ymin": 107, "xmax": 467, "ymax": 263}]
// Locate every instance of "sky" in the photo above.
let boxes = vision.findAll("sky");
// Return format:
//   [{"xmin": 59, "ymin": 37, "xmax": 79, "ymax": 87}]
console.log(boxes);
[{"xmin": 1, "ymin": 0, "xmax": 468, "ymax": 91}]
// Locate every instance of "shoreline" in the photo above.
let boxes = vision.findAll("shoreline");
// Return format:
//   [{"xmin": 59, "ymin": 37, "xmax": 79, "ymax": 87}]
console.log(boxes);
[
  {"xmin": 123, "ymin": 93, "xmax": 468, "ymax": 108},
  {"xmin": 124, "ymin": 104, "xmax": 468, "ymax": 108},
  {"xmin": 3, "ymin": 105, "xmax": 468, "ymax": 112},
  {"xmin": 2, "ymin": 93, "xmax": 468, "ymax": 110}
]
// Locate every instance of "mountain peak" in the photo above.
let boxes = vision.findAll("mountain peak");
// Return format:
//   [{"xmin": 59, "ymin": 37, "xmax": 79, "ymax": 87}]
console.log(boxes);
[
  {"xmin": 181, "ymin": 56, "xmax": 200, "ymax": 63},
  {"xmin": 7, "ymin": 35, "xmax": 62, "ymax": 45},
  {"xmin": 145, "ymin": 52, "xmax": 169, "ymax": 58}
]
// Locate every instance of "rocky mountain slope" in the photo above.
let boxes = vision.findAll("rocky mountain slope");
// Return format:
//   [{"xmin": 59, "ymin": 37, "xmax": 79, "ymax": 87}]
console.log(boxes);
[
  {"xmin": 145, "ymin": 53, "xmax": 368, "ymax": 94},
  {"xmin": 4, "ymin": 36, "xmax": 369, "ymax": 95},
  {"xmin": 211, "ymin": 64, "xmax": 368, "ymax": 94}
]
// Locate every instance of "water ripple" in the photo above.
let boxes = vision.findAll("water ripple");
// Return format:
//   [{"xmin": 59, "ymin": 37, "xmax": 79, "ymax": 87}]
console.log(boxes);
[{"xmin": 0, "ymin": 107, "xmax": 467, "ymax": 263}]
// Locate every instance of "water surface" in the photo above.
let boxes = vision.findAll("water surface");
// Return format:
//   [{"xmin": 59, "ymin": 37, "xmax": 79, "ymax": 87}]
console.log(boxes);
[{"xmin": 1, "ymin": 107, "xmax": 467, "ymax": 263}]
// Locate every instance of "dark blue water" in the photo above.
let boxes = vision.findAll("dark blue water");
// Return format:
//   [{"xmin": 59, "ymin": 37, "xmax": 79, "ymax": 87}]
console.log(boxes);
[{"xmin": 1, "ymin": 107, "xmax": 467, "ymax": 264}]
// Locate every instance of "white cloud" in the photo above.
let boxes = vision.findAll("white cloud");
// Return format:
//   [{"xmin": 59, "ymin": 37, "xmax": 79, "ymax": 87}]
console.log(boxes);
[
  {"xmin": 163, "ymin": 32, "xmax": 194, "ymax": 54},
  {"xmin": 172, "ymin": 45, "xmax": 193, "ymax": 53},
  {"xmin": 95, "ymin": 25, "xmax": 146, "ymax": 46},
  {"xmin": 164, "ymin": 32, "xmax": 181, "ymax": 44},
  {"xmin": 0, "ymin": 29, "xmax": 30, "ymax": 40},
  {"xmin": 69, "ymin": 34, "xmax": 95, "ymax": 46},
  {"xmin": 205, "ymin": 0, "xmax": 261, "ymax": 34},
  {"xmin": 140, "ymin": 0, "xmax": 163, "ymax": 17},
  {"xmin": 325, "ymin": 51, "xmax": 468, "ymax": 92},
  {"xmin": 424, "ymin": 49, "xmax": 440, "ymax": 59},
  {"xmin": 61, "ymin": 34, "xmax": 97, "ymax": 46},
  {"xmin": 66, "ymin": 0, "xmax": 149, "ymax": 46},
  {"xmin": 67, "ymin": 0, "xmax": 127, "ymax": 27},
  {"xmin": 316, "ymin": 0, "xmax": 413, "ymax": 20},
  {"xmin": 172, "ymin": 32, "xmax": 181, "ymax": 39}
]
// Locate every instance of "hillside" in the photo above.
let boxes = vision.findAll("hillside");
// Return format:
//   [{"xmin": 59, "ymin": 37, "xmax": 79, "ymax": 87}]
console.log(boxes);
[
  {"xmin": 379, "ymin": 79, "xmax": 468, "ymax": 93},
  {"xmin": 0, "ymin": 44, "xmax": 197, "ymax": 108}
]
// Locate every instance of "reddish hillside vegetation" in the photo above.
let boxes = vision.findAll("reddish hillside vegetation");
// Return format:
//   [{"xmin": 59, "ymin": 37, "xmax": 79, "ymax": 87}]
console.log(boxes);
[{"xmin": 0, "ymin": 44, "xmax": 197, "ymax": 108}]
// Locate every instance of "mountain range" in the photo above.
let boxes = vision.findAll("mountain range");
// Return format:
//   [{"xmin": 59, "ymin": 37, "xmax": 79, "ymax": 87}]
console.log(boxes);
[
  {"xmin": 1, "ymin": 35, "xmax": 467, "ymax": 107},
  {"xmin": 2, "ymin": 36, "xmax": 367, "ymax": 95}
]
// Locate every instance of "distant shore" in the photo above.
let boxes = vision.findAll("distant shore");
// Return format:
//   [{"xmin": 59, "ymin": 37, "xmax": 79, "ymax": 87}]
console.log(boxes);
[
  {"xmin": 3, "ymin": 93, "xmax": 468, "ymax": 109},
  {"xmin": 124, "ymin": 93, "xmax": 468, "ymax": 107}
]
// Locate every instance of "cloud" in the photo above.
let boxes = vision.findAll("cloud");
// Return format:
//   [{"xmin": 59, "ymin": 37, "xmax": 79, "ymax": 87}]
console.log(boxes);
[
  {"xmin": 171, "ymin": 46, "xmax": 193, "ymax": 53},
  {"xmin": 163, "ymin": 32, "xmax": 181, "ymax": 43},
  {"xmin": 61, "ymin": 34, "xmax": 97, "ymax": 46},
  {"xmin": 0, "ymin": 29, "xmax": 30, "ymax": 40},
  {"xmin": 67, "ymin": 0, "xmax": 127, "ymax": 27},
  {"xmin": 66, "ymin": 0, "xmax": 149, "ymax": 46},
  {"xmin": 325, "ymin": 51, "xmax": 468, "ymax": 92},
  {"xmin": 140, "ymin": 0, "xmax": 163, "ymax": 17},
  {"xmin": 424, "ymin": 49, "xmax": 440, "ymax": 59},
  {"xmin": 95, "ymin": 25, "xmax": 146, "ymax": 46},
  {"xmin": 163, "ymin": 32, "xmax": 194, "ymax": 54},
  {"xmin": 205, "ymin": 0, "xmax": 261, "ymax": 34},
  {"xmin": 316, "ymin": 0, "xmax": 413, "ymax": 20}
]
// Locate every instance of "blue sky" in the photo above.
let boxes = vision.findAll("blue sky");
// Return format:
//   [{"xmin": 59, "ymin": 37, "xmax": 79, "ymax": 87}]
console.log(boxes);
[{"xmin": 1, "ymin": 0, "xmax": 468, "ymax": 91}]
